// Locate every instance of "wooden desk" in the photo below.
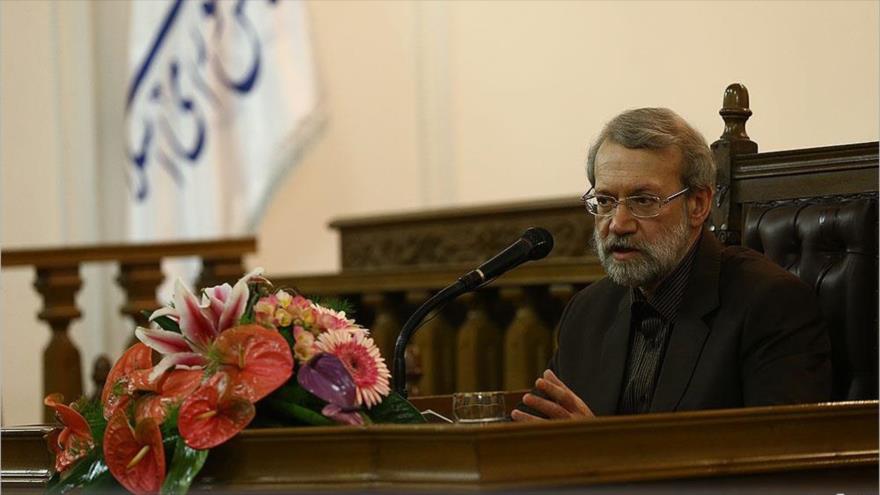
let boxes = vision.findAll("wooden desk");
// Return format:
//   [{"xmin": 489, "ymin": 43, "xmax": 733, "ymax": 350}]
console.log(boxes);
[{"xmin": 2, "ymin": 401, "xmax": 876, "ymax": 492}]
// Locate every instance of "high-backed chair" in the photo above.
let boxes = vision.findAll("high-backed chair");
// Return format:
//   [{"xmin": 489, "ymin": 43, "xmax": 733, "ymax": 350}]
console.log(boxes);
[{"xmin": 710, "ymin": 84, "xmax": 879, "ymax": 400}]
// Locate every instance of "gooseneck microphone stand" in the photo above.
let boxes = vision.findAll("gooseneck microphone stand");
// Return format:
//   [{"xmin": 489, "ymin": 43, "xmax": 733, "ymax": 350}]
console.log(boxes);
[
  {"xmin": 391, "ymin": 227, "xmax": 554, "ymax": 397},
  {"xmin": 391, "ymin": 281, "xmax": 468, "ymax": 398}
]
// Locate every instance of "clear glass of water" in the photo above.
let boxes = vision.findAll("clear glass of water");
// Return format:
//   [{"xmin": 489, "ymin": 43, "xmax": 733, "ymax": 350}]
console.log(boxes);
[{"xmin": 452, "ymin": 391, "xmax": 507, "ymax": 424}]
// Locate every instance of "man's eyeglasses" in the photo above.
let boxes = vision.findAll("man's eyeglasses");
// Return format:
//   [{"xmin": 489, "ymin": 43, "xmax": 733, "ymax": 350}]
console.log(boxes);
[{"xmin": 581, "ymin": 187, "xmax": 689, "ymax": 219}]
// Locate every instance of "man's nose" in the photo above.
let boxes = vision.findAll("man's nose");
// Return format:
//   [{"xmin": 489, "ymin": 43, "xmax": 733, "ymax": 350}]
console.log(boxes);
[{"xmin": 608, "ymin": 203, "xmax": 638, "ymax": 236}]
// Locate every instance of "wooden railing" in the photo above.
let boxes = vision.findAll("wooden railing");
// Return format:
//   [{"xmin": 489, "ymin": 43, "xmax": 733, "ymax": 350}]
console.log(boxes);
[
  {"xmin": 1, "ymin": 237, "xmax": 257, "ymax": 421},
  {"xmin": 274, "ymin": 257, "xmax": 605, "ymax": 396}
]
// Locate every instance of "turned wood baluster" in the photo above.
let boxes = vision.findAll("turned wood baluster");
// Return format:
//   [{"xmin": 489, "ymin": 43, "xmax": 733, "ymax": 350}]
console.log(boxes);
[
  {"xmin": 404, "ymin": 290, "xmax": 456, "ymax": 396},
  {"xmin": 456, "ymin": 291, "xmax": 502, "ymax": 392},
  {"xmin": 34, "ymin": 265, "xmax": 83, "ymax": 422},
  {"xmin": 547, "ymin": 284, "xmax": 576, "ymax": 354},
  {"xmin": 197, "ymin": 256, "xmax": 246, "ymax": 289},
  {"xmin": 501, "ymin": 287, "xmax": 552, "ymax": 390},
  {"xmin": 116, "ymin": 260, "xmax": 165, "ymax": 329},
  {"xmin": 361, "ymin": 292, "xmax": 401, "ymax": 369}
]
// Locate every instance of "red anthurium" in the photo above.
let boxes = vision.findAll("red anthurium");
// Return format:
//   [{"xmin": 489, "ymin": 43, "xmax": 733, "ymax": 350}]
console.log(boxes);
[
  {"xmin": 44, "ymin": 394, "xmax": 94, "ymax": 472},
  {"xmin": 178, "ymin": 373, "xmax": 255, "ymax": 450},
  {"xmin": 103, "ymin": 413, "xmax": 165, "ymax": 495},
  {"xmin": 134, "ymin": 369, "xmax": 203, "ymax": 424},
  {"xmin": 214, "ymin": 324, "xmax": 294, "ymax": 402},
  {"xmin": 101, "ymin": 343, "xmax": 155, "ymax": 419}
]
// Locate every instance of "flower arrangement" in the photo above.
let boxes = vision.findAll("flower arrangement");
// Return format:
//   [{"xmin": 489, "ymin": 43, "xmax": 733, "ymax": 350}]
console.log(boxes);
[{"xmin": 44, "ymin": 269, "xmax": 423, "ymax": 494}]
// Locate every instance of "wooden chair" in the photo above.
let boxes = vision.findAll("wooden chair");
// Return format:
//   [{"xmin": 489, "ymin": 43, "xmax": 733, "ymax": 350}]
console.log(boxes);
[{"xmin": 709, "ymin": 83, "xmax": 878, "ymax": 400}]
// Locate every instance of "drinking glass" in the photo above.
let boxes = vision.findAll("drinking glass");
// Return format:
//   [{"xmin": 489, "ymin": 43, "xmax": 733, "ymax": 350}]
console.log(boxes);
[{"xmin": 452, "ymin": 391, "xmax": 507, "ymax": 423}]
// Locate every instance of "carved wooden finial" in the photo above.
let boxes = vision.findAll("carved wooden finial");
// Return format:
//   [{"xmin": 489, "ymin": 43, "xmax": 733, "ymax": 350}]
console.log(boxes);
[
  {"xmin": 710, "ymin": 83, "xmax": 758, "ymax": 247},
  {"xmin": 716, "ymin": 83, "xmax": 758, "ymax": 153}
]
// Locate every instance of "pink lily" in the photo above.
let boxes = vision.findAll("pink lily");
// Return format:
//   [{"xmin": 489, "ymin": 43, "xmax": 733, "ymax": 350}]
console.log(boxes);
[{"xmin": 136, "ymin": 268, "xmax": 263, "ymax": 381}]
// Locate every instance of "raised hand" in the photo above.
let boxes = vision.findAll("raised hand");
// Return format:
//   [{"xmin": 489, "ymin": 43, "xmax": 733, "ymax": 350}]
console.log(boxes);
[{"xmin": 510, "ymin": 369, "xmax": 595, "ymax": 422}]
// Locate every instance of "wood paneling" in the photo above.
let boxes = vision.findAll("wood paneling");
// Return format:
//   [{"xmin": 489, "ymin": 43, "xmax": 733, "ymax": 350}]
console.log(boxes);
[{"xmin": 3, "ymin": 401, "xmax": 876, "ymax": 492}]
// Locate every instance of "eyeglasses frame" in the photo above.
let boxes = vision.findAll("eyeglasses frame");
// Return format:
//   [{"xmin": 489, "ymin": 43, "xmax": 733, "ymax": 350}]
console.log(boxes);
[{"xmin": 581, "ymin": 187, "xmax": 690, "ymax": 219}]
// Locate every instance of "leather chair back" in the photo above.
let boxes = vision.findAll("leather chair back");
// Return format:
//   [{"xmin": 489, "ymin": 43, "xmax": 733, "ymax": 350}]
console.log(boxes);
[{"xmin": 741, "ymin": 194, "xmax": 878, "ymax": 400}]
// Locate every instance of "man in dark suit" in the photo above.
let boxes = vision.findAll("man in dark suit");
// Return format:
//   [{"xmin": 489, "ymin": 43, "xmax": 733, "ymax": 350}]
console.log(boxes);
[{"xmin": 511, "ymin": 108, "xmax": 831, "ymax": 421}]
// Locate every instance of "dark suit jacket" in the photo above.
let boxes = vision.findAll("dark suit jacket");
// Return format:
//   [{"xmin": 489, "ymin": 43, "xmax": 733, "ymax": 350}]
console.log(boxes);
[{"xmin": 545, "ymin": 233, "xmax": 832, "ymax": 415}]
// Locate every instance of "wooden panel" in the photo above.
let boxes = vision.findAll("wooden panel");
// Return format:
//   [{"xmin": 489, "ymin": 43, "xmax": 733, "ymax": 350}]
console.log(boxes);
[
  {"xmin": 330, "ymin": 198, "xmax": 593, "ymax": 271},
  {"xmin": 732, "ymin": 167, "xmax": 878, "ymax": 203},
  {"xmin": 0, "ymin": 426, "xmax": 54, "ymax": 492},
  {"xmin": 3, "ymin": 401, "xmax": 876, "ymax": 492},
  {"xmin": 731, "ymin": 142, "xmax": 879, "ymax": 202}
]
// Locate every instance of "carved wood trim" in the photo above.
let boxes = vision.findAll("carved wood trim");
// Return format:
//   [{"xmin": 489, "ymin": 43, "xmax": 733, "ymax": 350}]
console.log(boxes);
[
  {"xmin": 733, "ymin": 141, "xmax": 878, "ymax": 179},
  {"xmin": 331, "ymin": 202, "xmax": 593, "ymax": 271}
]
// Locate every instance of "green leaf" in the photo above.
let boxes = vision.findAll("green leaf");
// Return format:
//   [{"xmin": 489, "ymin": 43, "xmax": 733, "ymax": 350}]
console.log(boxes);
[
  {"xmin": 161, "ymin": 437, "xmax": 209, "ymax": 495},
  {"xmin": 263, "ymin": 397, "xmax": 335, "ymax": 426},
  {"xmin": 271, "ymin": 382, "xmax": 327, "ymax": 412},
  {"xmin": 277, "ymin": 326, "xmax": 296, "ymax": 350},
  {"xmin": 154, "ymin": 315, "xmax": 182, "ymax": 333},
  {"xmin": 45, "ymin": 450, "xmax": 116, "ymax": 495},
  {"xmin": 366, "ymin": 392, "xmax": 426, "ymax": 424},
  {"xmin": 241, "ymin": 282, "xmax": 267, "ymax": 324}
]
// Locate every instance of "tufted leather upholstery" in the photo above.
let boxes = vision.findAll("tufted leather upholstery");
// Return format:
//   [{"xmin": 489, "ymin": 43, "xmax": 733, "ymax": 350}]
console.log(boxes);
[{"xmin": 742, "ymin": 195, "xmax": 878, "ymax": 400}]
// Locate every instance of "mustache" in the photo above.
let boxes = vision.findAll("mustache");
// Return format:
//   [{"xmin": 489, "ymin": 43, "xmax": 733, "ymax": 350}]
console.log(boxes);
[{"xmin": 598, "ymin": 233, "xmax": 644, "ymax": 252}]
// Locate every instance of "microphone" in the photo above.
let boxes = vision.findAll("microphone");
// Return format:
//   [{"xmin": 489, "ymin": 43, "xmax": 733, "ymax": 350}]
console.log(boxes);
[
  {"xmin": 457, "ymin": 227, "xmax": 555, "ymax": 290},
  {"xmin": 392, "ymin": 227, "xmax": 554, "ymax": 396}
]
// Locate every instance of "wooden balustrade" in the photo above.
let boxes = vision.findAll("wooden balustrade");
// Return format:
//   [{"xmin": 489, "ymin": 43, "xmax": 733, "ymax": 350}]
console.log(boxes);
[
  {"xmin": 272, "ymin": 258, "xmax": 604, "ymax": 396},
  {"xmin": 1, "ymin": 237, "xmax": 256, "ymax": 421},
  {"xmin": 501, "ymin": 286, "xmax": 553, "ymax": 390}
]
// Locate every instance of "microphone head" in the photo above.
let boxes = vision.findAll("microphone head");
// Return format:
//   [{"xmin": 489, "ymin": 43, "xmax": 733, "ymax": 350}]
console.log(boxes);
[{"xmin": 522, "ymin": 227, "xmax": 554, "ymax": 260}]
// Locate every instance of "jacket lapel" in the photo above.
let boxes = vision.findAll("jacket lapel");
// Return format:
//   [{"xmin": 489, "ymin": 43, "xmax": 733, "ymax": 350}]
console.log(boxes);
[
  {"xmin": 650, "ymin": 233, "xmax": 722, "ymax": 412},
  {"xmin": 590, "ymin": 293, "xmax": 632, "ymax": 415}
]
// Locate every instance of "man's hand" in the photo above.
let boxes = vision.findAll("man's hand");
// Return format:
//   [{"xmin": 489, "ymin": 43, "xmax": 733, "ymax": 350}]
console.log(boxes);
[{"xmin": 510, "ymin": 369, "xmax": 595, "ymax": 422}]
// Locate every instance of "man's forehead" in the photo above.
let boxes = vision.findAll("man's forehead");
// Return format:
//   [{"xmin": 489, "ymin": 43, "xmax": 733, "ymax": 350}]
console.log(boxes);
[
  {"xmin": 593, "ymin": 177, "xmax": 666, "ymax": 196},
  {"xmin": 593, "ymin": 141, "xmax": 682, "ymax": 191},
  {"xmin": 595, "ymin": 140, "xmax": 682, "ymax": 165}
]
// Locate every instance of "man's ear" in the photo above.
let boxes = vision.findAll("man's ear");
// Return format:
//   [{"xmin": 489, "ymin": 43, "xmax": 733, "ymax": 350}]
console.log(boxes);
[{"xmin": 687, "ymin": 186, "xmax": 713, "ymax": 227}]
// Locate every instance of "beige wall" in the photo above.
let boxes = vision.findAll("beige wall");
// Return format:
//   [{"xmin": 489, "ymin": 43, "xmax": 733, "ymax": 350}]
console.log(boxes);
[
  {"xmin": 1, "ymin": 0, "xmax": 110, "ymax": 425},
  {"xmin": 253, "ymin": 0, "xmax": 880, "ymax": 276},
  {"xmin": 2, "ymin": 0, "xmax": 878, "ymax": 425}
]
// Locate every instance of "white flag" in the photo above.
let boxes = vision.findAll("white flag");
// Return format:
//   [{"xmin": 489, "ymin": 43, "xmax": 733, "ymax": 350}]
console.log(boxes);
[{"xmin": 125, "ymin": 0, "xmax": 322, "ymax": 243}]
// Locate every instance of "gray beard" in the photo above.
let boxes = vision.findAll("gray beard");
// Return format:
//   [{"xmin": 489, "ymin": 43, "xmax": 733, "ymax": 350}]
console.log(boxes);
[{"xmin": 591, "ymin": 213, "xmax": 692, "ymax": 289}]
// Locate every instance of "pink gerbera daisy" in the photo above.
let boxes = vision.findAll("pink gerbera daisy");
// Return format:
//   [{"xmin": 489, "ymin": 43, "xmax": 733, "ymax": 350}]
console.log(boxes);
[{"xmin": 315, "ymin": 329, "xmax": 391, "ymax": 408}]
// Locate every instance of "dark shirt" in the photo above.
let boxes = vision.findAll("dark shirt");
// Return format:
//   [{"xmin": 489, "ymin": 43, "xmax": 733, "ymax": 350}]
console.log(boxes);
[{"xmin": 617, "ymin": 235, "xmax": 701, "ymax": 414}]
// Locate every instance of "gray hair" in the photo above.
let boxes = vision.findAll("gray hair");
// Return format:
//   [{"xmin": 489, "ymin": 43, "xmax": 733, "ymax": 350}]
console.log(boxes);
[{"xmin": 585, "ymin": 108, "xmax": 716, "ymax": 192}]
